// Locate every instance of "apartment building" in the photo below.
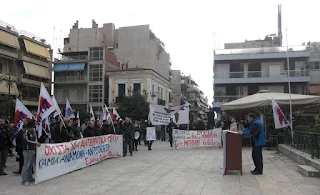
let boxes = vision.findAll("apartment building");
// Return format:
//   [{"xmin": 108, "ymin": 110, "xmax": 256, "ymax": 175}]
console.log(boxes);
[
  {"xmin": 53, "ymin": 47, "xmax": 120, "ymax": 115},
  {"xmin": 63, "ymin": 20, "xmax": 172, "ymax": 80},
  {"xmin": 0, "ymin": 20, "xmax": 51, "ymax": 114},
  {"xmin": 307, "ymin": 42, "xmax": 320, "ymax": 94},
  {"xmin": 213, "ymin": 45, "xmax": 312, "ymax": 117},
  {"xmin": 107, "ymin": 67, "xmax": 171, "ymax": 107},
  {"xmin": 170, "ymin": 70, "xmax": 208, "ymax": 120}
]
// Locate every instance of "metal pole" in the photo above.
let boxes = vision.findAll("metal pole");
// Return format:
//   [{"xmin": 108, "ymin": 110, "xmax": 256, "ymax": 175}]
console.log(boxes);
[
  {"xmin": 8, "ymin": 75, "xmax": 11, "ymax": 121},
  {"xmin": 285, "ymin": 29, "xmax": 294, "ymax": 145}
]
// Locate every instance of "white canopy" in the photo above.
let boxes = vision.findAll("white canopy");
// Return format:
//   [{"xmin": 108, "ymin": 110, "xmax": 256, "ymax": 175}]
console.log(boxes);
[{"xmin": 221, "ymin": 92, "xmax": 320, "ymax": 111}]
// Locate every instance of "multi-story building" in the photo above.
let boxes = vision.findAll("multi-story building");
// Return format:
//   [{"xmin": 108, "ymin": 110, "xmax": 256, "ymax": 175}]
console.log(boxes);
[
  {"xmin": 0, "ymin": 20, "xmax": 51, "ymax": 115},
  {"xmin": 53, "ymin": 47, "xmax": 120, "ymax": 115},
  {"xmin": 170, "ymin": 70, "xmax": 208, "ymax": 120},
  {"xmin": 213, "ymin": 45, "xmax": 312, "ymax": 117},
  {"xmin": 306, "ymin": 42, "xmax": 320, "ymax": 94},
  {"xmin": 54, "ymin": 21, "xmax": 172, "ymax": 115},
  {"xmin": 63, "ymin": 20, "xmax": 172, "ymax": 80},
  {"xmin": 107, "ymin": 67, "xmax": 171, "ymax": 107}
]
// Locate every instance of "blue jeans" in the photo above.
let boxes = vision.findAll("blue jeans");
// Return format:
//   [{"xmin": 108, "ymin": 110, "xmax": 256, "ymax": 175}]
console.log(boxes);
[{"xmin": 21, "ymin": 150, "xmax": 35, "ymax": 183}]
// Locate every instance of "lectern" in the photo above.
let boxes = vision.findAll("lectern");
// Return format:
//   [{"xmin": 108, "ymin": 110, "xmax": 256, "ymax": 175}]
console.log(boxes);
[{"xmin": 222, "ymin": 130, "xmax": 242, "ymax": 175}]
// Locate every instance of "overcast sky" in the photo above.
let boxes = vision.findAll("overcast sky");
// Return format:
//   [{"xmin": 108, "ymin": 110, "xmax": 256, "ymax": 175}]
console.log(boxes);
[{"xmin": 1, "ymin": 0, "xmax": 319, "ymax": 106}]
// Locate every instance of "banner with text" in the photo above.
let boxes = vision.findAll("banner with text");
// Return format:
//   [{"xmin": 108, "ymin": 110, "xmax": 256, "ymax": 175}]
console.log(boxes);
[
  {"xmin": 35, "ymin": 135, "xmax": 123, "ymax": 184},
  {"xmin": 148, "ymin": 104, "xmax": 189, "ymax": 125},
  {"xmin": 146, "ymin": 127, "xmax": 156, "ymax": 141},
  {"xmin": 173, "ymin": 129, "xmax": 222, "ymax": 147}
]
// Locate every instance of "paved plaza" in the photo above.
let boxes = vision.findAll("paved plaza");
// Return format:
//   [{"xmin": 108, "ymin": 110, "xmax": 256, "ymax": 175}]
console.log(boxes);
[{"xmin": 0, "ymin": 141, "xmax": 319, "ymax": 195}]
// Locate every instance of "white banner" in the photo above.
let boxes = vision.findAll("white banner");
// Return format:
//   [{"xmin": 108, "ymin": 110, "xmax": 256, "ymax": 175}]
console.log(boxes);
[
  {"xmin": 146, "ymin": 127, "xmax": 156, "ymax": 141},
  {"xmin": 35, "ymin": 135, "xmax": 123, "ymax": 184},
  {"xmin": 173, "ymin": 128, "xmax": 222, "ymax": 147},
  {"xmin": 148, "ymin": 104, "xmax": 189, "ymax": 125}
]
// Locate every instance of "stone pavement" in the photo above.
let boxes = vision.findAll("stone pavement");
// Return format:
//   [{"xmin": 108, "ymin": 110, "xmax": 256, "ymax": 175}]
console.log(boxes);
[{"xmin": 0, "ymin": 141, "xmax": 319, "ymax": 195}]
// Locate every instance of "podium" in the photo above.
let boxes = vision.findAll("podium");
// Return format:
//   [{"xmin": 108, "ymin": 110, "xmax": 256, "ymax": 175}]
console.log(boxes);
[{"xmin": 222, "ymin": 130, "xmax": 242, "ymax": 175}]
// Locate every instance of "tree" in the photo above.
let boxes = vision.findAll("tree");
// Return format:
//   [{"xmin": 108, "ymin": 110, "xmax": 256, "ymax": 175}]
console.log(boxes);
[
  {"xmin": 117, "ymin": 92, "xmax": 149, "ymax": 121},
  {"xmin": 0, "ymin": 95, "xmax": 15, "ymax": 122}
]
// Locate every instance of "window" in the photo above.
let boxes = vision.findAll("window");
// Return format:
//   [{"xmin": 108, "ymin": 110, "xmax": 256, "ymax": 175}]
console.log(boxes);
[
  {"xmin": 151, "ymin": 84, "xmax": 155, "ymax": 100},
  {"xmin": 92, "ymin": 106, "xmax": 102, "ymax": 112},
  {"xmin": 89, "ymin": 47, "xmax": 103, "ymax": 61},
  {"xmin": 309, "ymin": 62, "xmax": 320, "ymax": 70},
  {"xmin": 160, "ymin": 88, "xmax": 163, "ymax": 100},
  {"xmin": 296, "ymin": 85, "xmax": 307, "ymax": 95},
  {"xmin": 21, "ymin": 86, "xmax": 39, "ymax": 101},
  {"xmin": 236, "ymin": 86, "xmax": 248, "ymax": 97},
  {"xmin": 118, "ymin": 84, "xmax": 125, "ymax": 97},
  {"xmin": 133, "ymin": 83, "xmax": 141, "ymax": 93},
  {"xmin": 89, "ymin": 64, "xmax": 102, "ymax": 81},
  {"xmin": 158, "ymin": 87, "xmax": 160, "ymax": 99},
  {"xmin": 89, "ymin": 85, "xmax": 103, "ymax": 102}
]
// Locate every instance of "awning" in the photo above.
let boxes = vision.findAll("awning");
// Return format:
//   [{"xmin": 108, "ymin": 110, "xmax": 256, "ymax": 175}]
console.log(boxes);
[
  {"xmin": 53, "ymin": 63, "xmax": 85, "ymax": 72},
  {"xmin": 23, "ymin": 39, "xmax": 50, "ymax": 59},
  {"xmin": 67, "ymin": 63, "xmax": 85, "ymax": 71},
  {"xmin": 23, "ymin": 62, "xmax": 50, "ymax": 79},
  {"xmin": 0, "ymin": 30, "xmax": 20, "ymax": 49},
  {"xmin": 309, "ymin": 85, "xmax": 320, "ymax": 94},
  {"xmin": 0, "ymin": 80, "xmax": 19, "ymax": 96}
]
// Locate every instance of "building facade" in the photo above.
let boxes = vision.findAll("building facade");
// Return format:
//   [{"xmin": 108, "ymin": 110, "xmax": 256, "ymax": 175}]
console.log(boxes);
[
  {"xmin": 0, "ymin": 20, "xmax": 51, "ymax": 115},
  {"xmin": 213, "ymin": 45, "xmax": 314, "ymax": 117},
  {"xmin": 53, "ymin": 47, "xmax": 120, "ymax": 115},
  {"xmin": 63, "ymin": 21, "xmax": 172, "ymax": 81}
]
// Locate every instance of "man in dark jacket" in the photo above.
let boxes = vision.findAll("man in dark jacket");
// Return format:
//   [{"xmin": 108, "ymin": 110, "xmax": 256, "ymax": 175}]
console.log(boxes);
[
  {"xmin": 121, "ymin": 117, "xmax": 134, "ymax": 156},
  {"xmin": 49, "ymin": 118, "xmax": 56, "ymax": 142},
  {"xmin": 241, "ymin": 113, "xmax": 266, "ymax": 175},
  {"xmin": 83, "ymin": 121, "xmax": 95, "ymax": 138},
  {"xmin": 13, "ymin": 119, "xmax": 27, "ymax": 175},
  {"xmin": 61, "ymin": 119, "xmax": 74, "ymax": 142},
  {"xmin": 0, "ymin": 117, "xmax": 11, "ymax": 175},
  {"xmin": 101, "ymin": 120, "xmax": 113, "ymax": 135},
  {"xmin": 166, "ymin": 118, "xmax": 177, "ymax": 149},
  {"xmin": 94, "ymin": 120, "xmax": 102, "ymax": 136},
  {"xmin": 72, "ymin": 118, "xmax": 82, "ymax": 140}
]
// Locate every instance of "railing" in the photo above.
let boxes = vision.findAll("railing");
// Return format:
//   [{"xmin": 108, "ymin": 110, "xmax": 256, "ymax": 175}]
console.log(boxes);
[
  {"xmin": 215, "ymin": 45, "xmax": 308, "ymax": 55},
  {"xmin": 282, "ymin": 130, "xmax": 320, "ymax": 159},
  {"xmin": 215, "ymin": 70, "xmax": 310, "ymax": 79},
  {"xmin": 60, "ymin": 55, "xmax": 88, "ymax": 61},
  {"xmin": 214, "ymin": 96, "xmax": 244, "ymax": 102},
  {"xmin": 54, "ymin": 75, "xmax": 87, "ymax": 82}
]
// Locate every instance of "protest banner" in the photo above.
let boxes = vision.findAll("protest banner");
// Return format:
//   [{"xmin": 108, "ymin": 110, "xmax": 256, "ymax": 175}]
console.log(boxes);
[
  {"xmin": 148, "ymin": 104, "xmax": 189, "ymax": 125},
  {"xmin": 173, "ymin": 128, "xmax": 222, "ymax": 147},
  {"xmin": 35, "ymin": 134, "xmax": 123, "ymax": 184},
  {"xmin": 146, "ymin": 127, "xmax": 156, "ymax": 141}
]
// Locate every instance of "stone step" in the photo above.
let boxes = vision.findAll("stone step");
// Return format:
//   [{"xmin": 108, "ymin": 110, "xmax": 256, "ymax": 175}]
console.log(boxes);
[{"xmin": 298, "ymin": 165, "xmax": 320, "ymax": 177}]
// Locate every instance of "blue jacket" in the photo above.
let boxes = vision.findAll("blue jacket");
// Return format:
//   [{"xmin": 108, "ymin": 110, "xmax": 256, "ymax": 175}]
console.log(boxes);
[{"xmin": 242, "ymin": 118, "xmax": 265, "ymax": 147}]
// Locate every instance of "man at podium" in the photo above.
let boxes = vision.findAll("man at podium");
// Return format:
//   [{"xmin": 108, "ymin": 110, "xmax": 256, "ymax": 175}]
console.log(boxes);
[{"xmin": 241, "ymin": 113, "xmax": 266, "ymax": 175}]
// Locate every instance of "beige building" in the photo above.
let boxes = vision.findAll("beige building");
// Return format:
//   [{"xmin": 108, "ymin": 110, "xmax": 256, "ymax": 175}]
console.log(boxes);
[
  {"xmin": 63, "ymin": 20, "xmax": 172, "ymax": 81},
  {"xmin": 0, "ymin": 20, "xmax": 51, "ymax": 115},
  {"xmin": 107, "ymin": 67, "xmax": 171, "ymax": 107}
]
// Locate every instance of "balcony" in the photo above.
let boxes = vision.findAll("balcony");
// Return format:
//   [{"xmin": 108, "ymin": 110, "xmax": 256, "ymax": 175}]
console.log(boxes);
[
  {"xmin": 214, "ymin": 70, "xmax": 310, "ymax": 84},
  {"xmin": 59, "ymin": 55, "xmax": 88, "ymax": 61},
  {"xmin": 54, "ymin": 75, "xmax": 87, "ymax": 83},
  {"xmin": 157, "ymin": 99, "xmax": 166, "ymax": 106}
]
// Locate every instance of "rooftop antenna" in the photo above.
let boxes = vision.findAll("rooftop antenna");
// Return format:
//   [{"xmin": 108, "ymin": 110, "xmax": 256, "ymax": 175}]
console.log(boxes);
[{"xmin": 278, "ymin": 4, "xmax": 283, "ymax": 46}]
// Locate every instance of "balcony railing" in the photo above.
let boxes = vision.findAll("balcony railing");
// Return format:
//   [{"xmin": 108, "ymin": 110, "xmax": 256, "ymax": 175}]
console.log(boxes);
[
  {"xmin": 214, "ymin": 96, "xmax": 244, "ymax": 103},
  {"xmin": 215, "ymin": 70, "xmax": 310, "ymax": 79},
  {"xmin": 60, "ymin": 55, "xmax": 88, "ymax": 61},
  {"xmin": 54, "ymin": 75, "xmax": 87, "ymax": 83}
]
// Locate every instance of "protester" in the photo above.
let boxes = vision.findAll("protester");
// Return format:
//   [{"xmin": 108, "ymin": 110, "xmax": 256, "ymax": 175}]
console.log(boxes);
[
  {"xmin": 49, "ymin": 118, "xmax": 56, "ymax": 142},
  {"xmin": 146, "ymin": 120, "xmax": 154, "ymax": 150},
  {"xmin": 61, "ymin": 119, "xmax": 74, "ymax": 142},
  {"xmin": 14, "ymin": 119, "xmax": 28, "ymax": 175},
  {"xmin": 140, "ymin": 120, "xmax": 147, "ymax": 146},
  {"xmin": 167, "ymin": 118, "xmax": 177, "ymax": 149},
  {"xmin": 94, "ymin": 120, "xmax": 102, "ymax": 136},
  {"xmin": 0, "ymin": 116, "xmax": 11, "ymax": 175},
  {"xmin": 113, "ymin": 120, "xmax": 121, "ymax": 134},
  {"xmin": 230, "ymin": 118, "xmax": 240, "ymax": 132},
  {"xmin": 38, "ymin": 120, "xmax": 50, "ymax": 143},
  {"xmin": 160, "ymin": 125, "xmax": 166, "ymax": 141},
  {"xmin": 195, "ymin": 118, "xmax": 205, "ymax": 130},
  {"xmin": 21, "ymin": 119, "xmax": 38, "ymax": 186},
  {"xmin": 241, "ymin": 113, "xmax": 265, "ymax": 175},
  {"xmin": 133, "ymin": 121, "xmax": 140, "ymax": 151},
  {"xmin": 101, "ymin": 120, "xmax": 113, "ymax": 135},
  {"xmin": 52, "ymin": 118, "xmax": 62, "ymax": 143},
  {"xmin": 72, "ymin": 118, "xmax": 82, "ymax": 140},
  {"xmin": 121, "ymin": 117, "xmax": 134, "ymax": 156},
  {"xmin": 83, "ymin": 121, "xmax": 95, "ymax": 138}
]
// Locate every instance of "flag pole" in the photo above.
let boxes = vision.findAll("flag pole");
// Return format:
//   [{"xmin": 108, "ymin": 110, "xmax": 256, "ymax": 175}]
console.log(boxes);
[{"xmin": 285, "ymin": 28, "xmax": 294, "ymax": 144}]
